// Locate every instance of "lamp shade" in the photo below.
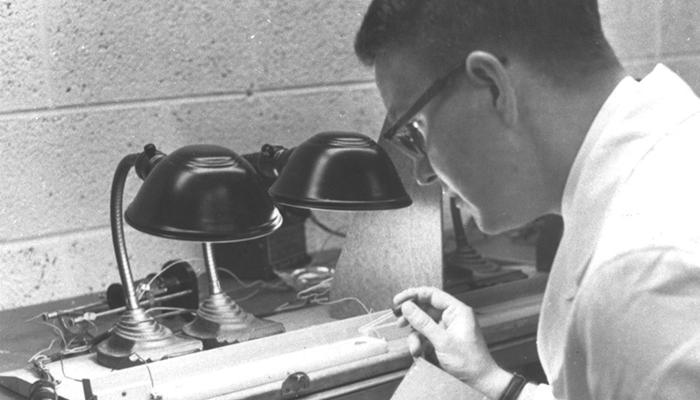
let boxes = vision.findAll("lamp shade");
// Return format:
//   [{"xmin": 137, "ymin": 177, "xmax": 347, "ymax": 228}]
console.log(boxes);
[
  {"xmin": 125, "ymin": 145, "xmax": 282, "ymax": 242},
  {"xmin": 269, "ymin": 132, "xmax": 412, "ymax": 211}
]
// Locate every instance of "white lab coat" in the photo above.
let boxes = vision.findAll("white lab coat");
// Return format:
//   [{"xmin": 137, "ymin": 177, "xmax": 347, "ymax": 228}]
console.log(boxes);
[{"xmin": 523, "ymin": 65, "xmax": 700, "ymax": 399}]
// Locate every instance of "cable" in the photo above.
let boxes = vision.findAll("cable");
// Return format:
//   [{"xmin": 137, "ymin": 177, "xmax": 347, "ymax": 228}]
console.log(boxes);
[
  {"xmin": 145, "ymin": 306, "xmax": 196, "ymax": 315},
  {"xmin": 59, "ymin": 356, "xmax": 82, "ymax": 382},
  {"xmin": 216, "ymin": 268, "xmax": 264, "ymax": 289},
  {"xmin": 313, "ymin": 297, "xmax": 372, "ymax": 314},
  {"xmin": 319, "ymin": 227, "xmax": 348, "ymax": 253},
  {"xmin": 138, "ymin": 257, "xmax": 204, "ymax": 300},
  {"xmin": 310, "ymin": 213, "xmax": 347, "ymax": 238},
  {"xmin": 28, "ymin": 339, "xmax": 57, "ymax": 364},
  {"xmin": 358, "ymin": 310, "xmax": 397, "ymax": 337},
  {"xmin": 232, "ymin": 289, "xmax": 261, "ymax": 302},
  {"xmin": 25, "ymin": 313, "xmax": 43, "ymax": 323},
  {"xmin": 271, "ymin": 273, "xmax": 372, "ymax": 315},
  {"xmin": 37, "ymin": 320, "xmax": 67, "ymax": 348},
  {"xmin": 358, "ymin": 310, "xmax": 394, "ymax": 331},
  {"xmin": 297, "ymin": 277, "xmax": 334, "ymax": 299},
  {"xmin": 131, "ymin": 353, "xmax": 156, "ymax": 391},
  {"xmin": 152, "ymin": 311, "xmax": 196, "ymax": 320}
]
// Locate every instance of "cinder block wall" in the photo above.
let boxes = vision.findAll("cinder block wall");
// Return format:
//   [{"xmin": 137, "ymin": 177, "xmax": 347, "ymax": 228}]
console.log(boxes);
[
  {"xmin": 0, "ymin": 1, "xmax": 382, "ymax": 310},
  {"xmin": 1, "ymin": 1, "xmax": 698, "ymax": 310},
  {"xmin": 601, "ymin": 0, "xmax": 700, "ymax": 85}
]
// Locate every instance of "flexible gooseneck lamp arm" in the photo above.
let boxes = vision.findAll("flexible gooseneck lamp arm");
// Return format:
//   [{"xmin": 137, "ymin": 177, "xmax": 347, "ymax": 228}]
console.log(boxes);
[{"xmin": 109, "ymin": 144, "xmax": 164, "ymax": 311}]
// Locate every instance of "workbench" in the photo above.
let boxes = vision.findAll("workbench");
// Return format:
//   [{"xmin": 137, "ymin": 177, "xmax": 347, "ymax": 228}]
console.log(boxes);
[{"xmin": 0, "ymin": 244, "xmax": 547, "ymax": 399}]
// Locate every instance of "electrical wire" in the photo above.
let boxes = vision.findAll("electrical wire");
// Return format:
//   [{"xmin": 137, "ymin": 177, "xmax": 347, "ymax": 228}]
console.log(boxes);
[
  {"xmin": 273, "ymin": 294, "xmax": 373, "ymax": 315},
  {"xmin": 131, "ymin": 353, "xmax": 156, "ymax": 391},
  {"xmin": 317, "ymin": 227, "xmax": 348, "ymax": 256},
  {"xmin": 313, "ymin": 297, "xmax": 372, "ymax": 314},
  {"xmin": 296, "ymin": 277, "xmax": 334, "ymax": 299},
  {"xmin": 231, "ymin": 289, "xmax": 261, "ymax": 302},
  {"xmin": 28, "ymin": 339, "xmax": 57, "ymax": 364},
  {"xmin": 310, "ymin": 213, "xmax": 347, "ymax": 238},
  {"xmin": 59, "ymin": 356, "xmax": 82, "ymax": 382},
  {"xmin": 144, "ymin": 306, "xmax": 196, "ymax": 315},
  {"xmin": 216, "ymin": 268, "xmax": 264, "ymax": 289},
  {"xmin": 357, "ymin": 311, "xmax": 398, "ymax": 337},
  {"xmin": 217, "ymin": 267, "xmax": 289, "ymax": 293},
  {"xmin": 358, "ymin": 310, "xmax": 394, "ymax": 331},
  {"xmin": 25, "ymin": 313, "xmax": 43, "ymax": 323},
  {"xmin": 137, "ymin": 257, "xmax": 204, "ymax": 300},
  {"xmin": 37, "ymin": 320, "xmax": 67, "ymax": 348}
]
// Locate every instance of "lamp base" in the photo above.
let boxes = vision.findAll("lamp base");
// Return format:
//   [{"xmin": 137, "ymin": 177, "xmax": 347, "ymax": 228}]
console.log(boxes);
[
  {"xmin": 444, "ymin": 246, "xmax": 527, "ymax": 289},
  {"xmin": 183, "ymin": 292, "xmax": 285, "ymax": 348},
  {"xmin": 445, "ymin": 245, "xmax": 502, "ymax": 276},
  {"xmin": 96, "ymin": 308, "xmax": 203, "ymax": 369}
]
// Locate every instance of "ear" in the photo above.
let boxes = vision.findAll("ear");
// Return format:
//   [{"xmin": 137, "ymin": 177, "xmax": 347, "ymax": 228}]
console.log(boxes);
[{"xmin": 464, "ymin": 51, "xmax": 518, "ymax": 127}]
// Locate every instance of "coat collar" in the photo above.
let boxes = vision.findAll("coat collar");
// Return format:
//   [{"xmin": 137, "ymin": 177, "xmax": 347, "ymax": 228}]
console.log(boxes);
[
  {"xmin": 557, "ymin": 64, "xmax": 700, "ymax": 299},
  {"xmin": 555, "ymin": 76, "xmax": 639, "ymax": 299}
]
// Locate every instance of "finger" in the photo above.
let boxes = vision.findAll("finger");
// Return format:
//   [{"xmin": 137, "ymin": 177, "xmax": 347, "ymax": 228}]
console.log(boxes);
[
  {"xmin": 396, "ymin": 316, "xmax": 409, "ymax": 328},
  {"xmin": 421, "ymin": 338, "xmax": 439, "ymax": 365},
  {"xmin": 394, "ymin": 287, "xmax": 461, "ymax": 311},
  {"xmin": 407, "ymin": 332, "xmax": 422, "ymax": 356},
  {"xmin": 393, "ymin": 288, "xmax": 421, "ymax": 305},
  {"xmin": 401, "ymin": 301, "xmax": 446, "ymax": 346}
]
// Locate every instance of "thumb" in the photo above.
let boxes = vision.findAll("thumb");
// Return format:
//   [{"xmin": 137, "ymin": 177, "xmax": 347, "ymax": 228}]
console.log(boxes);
[{"xmin": 402, "ymin": 301, "xmax": 445, "ymax": 346}]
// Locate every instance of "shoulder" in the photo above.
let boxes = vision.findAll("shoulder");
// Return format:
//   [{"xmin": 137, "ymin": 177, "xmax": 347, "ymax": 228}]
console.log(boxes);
[
  {"xmin": 593, "ymin": 115, "xmax": 700, "ymax": 262},
  {"xmin": 579, "ymin": 247, "xmax": 700, "ymax": 304},
  {"xmin": 571, "ymin": 248, "xmax": 700, "ymax": 397},
  {"xmin": 575, "ymin": 248, "xmax": 700, "ymax": 367}
]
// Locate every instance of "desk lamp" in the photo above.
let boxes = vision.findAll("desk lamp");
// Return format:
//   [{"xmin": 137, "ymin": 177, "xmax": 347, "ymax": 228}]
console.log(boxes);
[
  {"xmin": 253, "ymin": 131, "xmax": 412, "ymax": 211},
  {"xmin": 101, "ymin": 132, "xmax": 409, "ymax": 356},
  {"xmin": 97, "ymin": 145, "xmax": 203, "ymax": 369},
  {"xmin": 124, "ymin": 144, "xmax": 285, "ymax": 348}
]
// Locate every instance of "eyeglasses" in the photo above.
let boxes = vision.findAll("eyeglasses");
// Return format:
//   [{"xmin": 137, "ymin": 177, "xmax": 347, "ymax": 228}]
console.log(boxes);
[
  {"xmin": 379, "ymin": 63, "xmax": 465, "ymax": 159},
  {"xmin": 379, "ymin": 57, "xmax": 507, "ymax": 158}
]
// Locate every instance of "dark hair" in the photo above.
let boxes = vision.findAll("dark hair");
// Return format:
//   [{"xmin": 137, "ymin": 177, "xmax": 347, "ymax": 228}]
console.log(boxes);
[{"xmin": 355, "ymin": 0, "xmax": 617, "ymax": 80}]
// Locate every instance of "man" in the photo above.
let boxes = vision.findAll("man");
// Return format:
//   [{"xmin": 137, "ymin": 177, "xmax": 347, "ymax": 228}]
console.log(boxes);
[{"xmin": 354, "ymin": 1, "xmax": 700, "ymax": 399}]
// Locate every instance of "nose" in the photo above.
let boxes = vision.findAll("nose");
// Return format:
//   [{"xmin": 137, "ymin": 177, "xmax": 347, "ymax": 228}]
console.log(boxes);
[{"xmin": 413, "ymin": 154, "xmax": 438, "ymax": 186}]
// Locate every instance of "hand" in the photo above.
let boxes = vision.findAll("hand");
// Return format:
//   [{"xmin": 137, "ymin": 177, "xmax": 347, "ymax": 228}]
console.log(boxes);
[{"xmin": 394, "ymin": 287, "xmax": 512, "ymax": 399}]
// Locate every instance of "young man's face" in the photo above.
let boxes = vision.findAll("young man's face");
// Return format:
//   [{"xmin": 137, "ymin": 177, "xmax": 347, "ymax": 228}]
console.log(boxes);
[{"xmin": 375, "ymin": 48, "xmax": 549, "ymax": 234}]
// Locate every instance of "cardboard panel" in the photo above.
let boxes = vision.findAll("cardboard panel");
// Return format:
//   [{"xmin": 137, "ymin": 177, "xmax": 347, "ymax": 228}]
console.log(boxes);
[
  {"xmin": 391, "ymin": 358, "xmax": 487, "ymax": 400},
  {"xmin": 330, "ymin": 140, "xmax": 443, "ymax": 317}
]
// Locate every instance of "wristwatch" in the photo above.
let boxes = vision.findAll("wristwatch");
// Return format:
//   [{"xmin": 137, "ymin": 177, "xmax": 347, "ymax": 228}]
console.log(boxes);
[{"xmin": 498, "ymin": 373, "xmax": 527, "ymax": 400}]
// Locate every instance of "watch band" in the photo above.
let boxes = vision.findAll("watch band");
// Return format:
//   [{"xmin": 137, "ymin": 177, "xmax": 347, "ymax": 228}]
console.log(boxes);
[{"xmin": 497, "ymin": 373, "xmax": 528, "ymax": 400}]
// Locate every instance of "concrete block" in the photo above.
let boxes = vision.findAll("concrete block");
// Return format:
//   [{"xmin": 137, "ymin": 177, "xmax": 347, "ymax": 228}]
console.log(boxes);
[
  {"xmin": 44, "ymin": 0, "xmax": 373, "ymax": 106},
  {"xmin": 598, "ymin": 0, "xmax": 660, "ymax": 60},
  {"xmin": 0, "ymin": 227, "xmax": 200, "ymax": 310},
  {"xmin": 0, "ymin": 106, "xmax": 178, "ymax": 242},
  {"xmin": 660, "ymin": 0, "xmax": 700, "ymax": 55},
  {"xmin": 0, "ymin": 1, "xmax": 50, "ymax": 112},
  {"xmin": 172, "ymin": 86, "xmax": 385, "ymax": 150},
  {"xmin": 0, "ymin": 86, "xmax": 384, "ymax": 242}
]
